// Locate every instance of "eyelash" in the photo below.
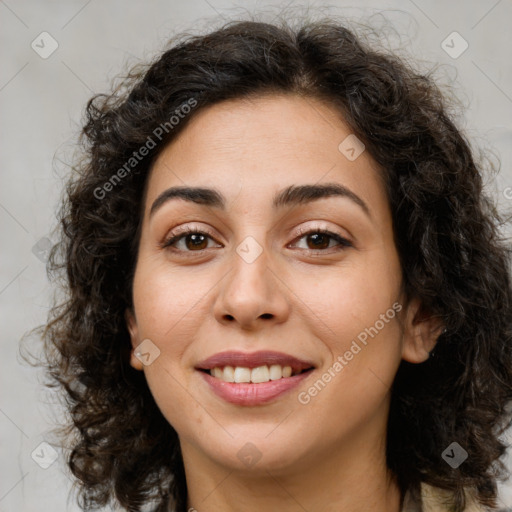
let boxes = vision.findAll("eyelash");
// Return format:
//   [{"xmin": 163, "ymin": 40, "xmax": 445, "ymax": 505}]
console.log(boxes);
[{"xmin": 161, "ymin": 225, "xmax": 352, "ymax": 257}]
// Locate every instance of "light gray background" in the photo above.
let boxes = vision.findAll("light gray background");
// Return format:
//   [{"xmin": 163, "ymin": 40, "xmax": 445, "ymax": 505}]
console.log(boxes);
[{"xmin": 1, "ymin": 1, "xmax": 512, "ymax": 510}]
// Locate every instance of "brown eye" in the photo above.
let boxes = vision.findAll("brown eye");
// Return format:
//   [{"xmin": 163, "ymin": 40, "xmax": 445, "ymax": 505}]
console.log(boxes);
[
  {"xmin": 162, "ymin": 228, "xmax": 221, "ymax": 253},
  {"xmin": 291, "ymin": 229, "xmax": 352, "ymax": 252},
  {"xmin": 305, "ymin": 232, "xmax": 331, "ymax": 250},
  {"xmin": 183, "ymin": 233, "xmax": 208, "ymax": 250}
]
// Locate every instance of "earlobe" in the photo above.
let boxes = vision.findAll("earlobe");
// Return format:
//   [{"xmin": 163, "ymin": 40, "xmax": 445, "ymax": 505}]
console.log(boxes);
[
  {"xmin": 125, "ymin": 308, "xmax": 144, "ymax": 371},
  {"xmin": 401, "ymin": 297, "xmax": 444, "ymax": 364}
]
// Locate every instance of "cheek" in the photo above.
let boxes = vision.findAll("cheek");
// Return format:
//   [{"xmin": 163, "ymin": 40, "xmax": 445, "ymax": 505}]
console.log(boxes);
[
  {"xmin": 298, "ymin": 271, "xmax": 403, "ymax": 434},
  {"xmin": 143, "ymin": 362, "xmax": 213, "ymax": 441},
  {"xmin": 130, "ymin": 263, "xmax": 206, "ymax": 394},
  {"xmin": 325, "ymin": 256, "xmax": 403, "ymax": 400},
  {"xmin": 131, "ymin": 264, "xmax": 211, "ymax": 432},
  {"xmin": 295, "ymin": 248, "xmax": 402, "ymax": 352},
  {"xmin": 132, "ymin": 258, "xmax": 212, "ymax": 339}
]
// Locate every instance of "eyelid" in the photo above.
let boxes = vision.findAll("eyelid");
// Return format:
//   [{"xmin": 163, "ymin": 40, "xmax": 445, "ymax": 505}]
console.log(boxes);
[
  {"xmin": 293, "ymin": 223, "xmax": 349, "ymax": 239},
  {"xmin": 165, "ymin": 223, "xmax": 217, "ymax": 238}
]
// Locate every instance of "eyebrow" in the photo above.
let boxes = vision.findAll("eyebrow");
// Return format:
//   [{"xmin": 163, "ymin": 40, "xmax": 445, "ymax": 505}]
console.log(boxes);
[{"xmin": 149, "ymin": 182, "xmax": 371, "ymax": 219}]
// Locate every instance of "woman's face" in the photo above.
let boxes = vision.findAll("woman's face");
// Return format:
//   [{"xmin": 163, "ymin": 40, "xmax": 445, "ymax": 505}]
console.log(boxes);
[{"xmin": 126, "ymin": 94, "xmax": 437, "ymax": 474}]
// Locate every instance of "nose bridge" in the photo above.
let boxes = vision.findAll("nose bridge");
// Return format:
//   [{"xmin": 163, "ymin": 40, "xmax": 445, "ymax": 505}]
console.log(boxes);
[
  {"xmin": 214, "ymin": 232, "xmax": 289, "ymax": 329},
  {"xmin": 226, "ymin": 235, "xmax": 272, "ymax": 307},
  {"xmin": 235, "ymin": 235, "xmax": 270, "ymax": 293}
]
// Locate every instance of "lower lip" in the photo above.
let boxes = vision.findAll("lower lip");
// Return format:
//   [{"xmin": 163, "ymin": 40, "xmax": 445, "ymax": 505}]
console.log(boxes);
[{"xmin": 198, "ymin": 370, "xmax": 314, "ymax": 406}]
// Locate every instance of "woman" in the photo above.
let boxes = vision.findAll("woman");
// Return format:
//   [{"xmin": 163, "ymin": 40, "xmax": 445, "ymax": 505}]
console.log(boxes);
[{"xmin": 36, "ymin": 16, "xmax": 512, "ymax": 512}]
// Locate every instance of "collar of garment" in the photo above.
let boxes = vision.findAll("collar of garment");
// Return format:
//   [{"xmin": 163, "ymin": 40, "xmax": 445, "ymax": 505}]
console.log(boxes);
[{"xmin": 401, "ymin": 482, "xmax": 487, "ymax": 512}]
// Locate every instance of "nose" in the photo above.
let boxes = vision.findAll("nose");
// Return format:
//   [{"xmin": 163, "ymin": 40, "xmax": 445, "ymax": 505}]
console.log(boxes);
[{"xmin": 213, "ymin": 241, "xmax": 291, "ymax": 331}]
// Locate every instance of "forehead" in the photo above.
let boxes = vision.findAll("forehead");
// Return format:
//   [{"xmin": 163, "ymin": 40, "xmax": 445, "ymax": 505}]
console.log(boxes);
[{"xmin": 144, "ymin": 94, "xmax": 387, "ymax": 218}]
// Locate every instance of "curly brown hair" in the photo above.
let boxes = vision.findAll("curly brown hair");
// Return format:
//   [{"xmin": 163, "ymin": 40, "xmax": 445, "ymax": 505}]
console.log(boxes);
[{"xmin": 26, "ymin": 14, "xmax": 512, "ymax": 512}]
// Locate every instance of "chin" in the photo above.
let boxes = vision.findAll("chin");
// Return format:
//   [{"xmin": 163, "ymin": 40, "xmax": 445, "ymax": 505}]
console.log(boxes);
[{"xmin": 192, "ymin": 426, "xmax": 317, "ymax": 474}]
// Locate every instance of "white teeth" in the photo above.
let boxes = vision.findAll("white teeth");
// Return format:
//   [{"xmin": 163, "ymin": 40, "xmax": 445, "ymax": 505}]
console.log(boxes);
[
  {"xmin": 209, "ymin": 364, "xmax": 297, "ymax": 383},
  {"xmin": 223, "ymin": 365, "xmax": 235, "ymax": 382},
  {"xmin": 269, "ymin": 364, "xmax": 282, "ymax": 380},
  {"xmin": 251, "ymin": 365, "xmax": 270, "ymax": 383},
  {"xmin": 234, "ymin": 367, "xmax": 251, "ymax": 383}
]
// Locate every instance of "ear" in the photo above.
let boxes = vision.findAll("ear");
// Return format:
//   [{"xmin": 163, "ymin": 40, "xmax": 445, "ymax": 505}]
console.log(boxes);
[
  {"xmin": 401, "ymin": 297, "xmax": 444, "ymax": 364},
  {"xmin": 125, "ymin": 308, "xmax": 144, "ymax": 371}
]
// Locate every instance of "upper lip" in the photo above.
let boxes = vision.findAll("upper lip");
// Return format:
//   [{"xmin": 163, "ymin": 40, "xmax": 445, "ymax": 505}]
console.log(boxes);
[{"xmin": 195, "ymin": 350, "xmax": 315, "ymax": 373}]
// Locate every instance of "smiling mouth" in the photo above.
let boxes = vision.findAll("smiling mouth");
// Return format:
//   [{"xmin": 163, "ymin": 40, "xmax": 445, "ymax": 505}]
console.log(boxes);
[
  {"xmin": 196, "ymin": 351, "xmax": 316, "ymax": 405},
  {"xmin": 199, "ymin": 364, "xmax": 314, "ymax": 384}
]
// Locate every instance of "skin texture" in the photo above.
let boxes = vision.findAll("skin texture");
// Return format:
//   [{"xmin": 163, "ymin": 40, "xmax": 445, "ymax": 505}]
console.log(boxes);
[{"xmin": 125, "ymin": 94, "xmax": 443, "ymax": 512}]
